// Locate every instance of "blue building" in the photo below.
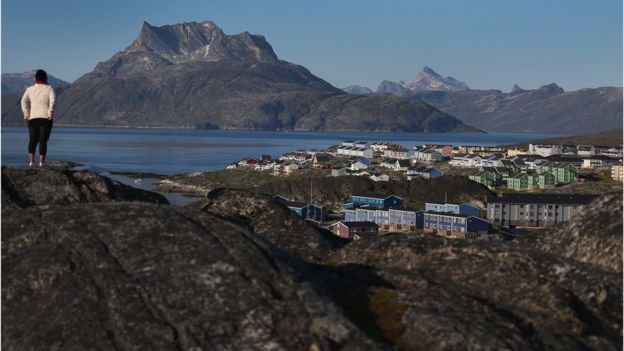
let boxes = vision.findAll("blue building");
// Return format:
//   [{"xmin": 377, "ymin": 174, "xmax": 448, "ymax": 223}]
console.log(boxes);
[
  {"xmin": 425, "ymin": 202, "xmax": 480, "ymax": 217},
  {"xmin": 344, "ymin": 208, "xmax": 423, "ymax": 232},
  {"xmin": 423, "ymin": 212, "xmax": 490, "ymax": 238},
  {"xmin": 350, "ymin": 193, "xmax": 403, "ymax": 209},
  {"xmin": 273, "ymin": 196, "xmax": 325, "ymax": 221}
]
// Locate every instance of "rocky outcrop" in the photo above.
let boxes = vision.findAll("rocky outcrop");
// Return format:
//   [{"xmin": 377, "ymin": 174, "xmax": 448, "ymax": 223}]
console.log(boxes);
[
  {"xmin": 330, "ymin": 234, "xmax": 622, "ymax": 350},
  {"xmin": 188, "ymin": 188, "xmax": 347, "ymax": 263},
  {"xmin": 2, "ymin": 202, "xmax": 377, "ymax": 350},
  {"xmin": 1, "ymin": 165, "xmax": 168, "ymax": 208},
  {"xmin": 523, "ymin": 194, "xmax": 623, "ymax": 273},
  {"xmin": 2, "ymin": 165, "xmax": 621, "ymax": 350}
]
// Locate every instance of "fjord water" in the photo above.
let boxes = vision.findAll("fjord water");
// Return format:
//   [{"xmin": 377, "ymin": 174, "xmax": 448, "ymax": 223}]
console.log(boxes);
[{"xmin": 1, "ymin": 127, "xmax": 556, "ymax": 175}]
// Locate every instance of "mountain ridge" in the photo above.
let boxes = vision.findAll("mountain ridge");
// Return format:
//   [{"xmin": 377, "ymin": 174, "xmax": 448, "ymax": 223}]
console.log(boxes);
[
  {"xmin": 1, "ymin": 70, "xmax": 70, "ymax": 94},
  {"xmin": 1, "ymin": 21, "xmax": 480, "ymax": 133}
]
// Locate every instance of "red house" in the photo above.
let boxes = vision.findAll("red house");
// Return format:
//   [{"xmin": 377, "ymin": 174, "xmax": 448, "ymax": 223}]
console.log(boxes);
[{"xmin": 330, "ymin": 221, "xmax": 379, "ymax": 240}]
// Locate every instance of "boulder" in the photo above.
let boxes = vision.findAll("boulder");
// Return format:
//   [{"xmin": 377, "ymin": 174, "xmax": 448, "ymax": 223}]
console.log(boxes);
[
  {"xmin": 189, "ymin": 188, "xmax": 347, "ymax": 263},
  {"xmin": 522, "ymin": 194, "xmax": 623, "ymax": 273},
  {"xmin": 1, "ymin": 202, "xmax": 378, "ymax": 350},
  {"xmin": 1, "ymin": 166, "xmax": 168, "ymax": 208},
  {"xmin": 330, "ymin": 234, "xmax": 622, "ymax": 350}
]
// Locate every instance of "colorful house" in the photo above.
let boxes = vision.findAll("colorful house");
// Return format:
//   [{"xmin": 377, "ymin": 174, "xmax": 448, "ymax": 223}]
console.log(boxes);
[
  {"xmin": 612, "ymin": 162, "xmax": 623, "ymax": 181},
  {"xmin": 536, "ymin": 162, "xmax": 577, "ymax": 183},
  {"xmin": 536, "ymin": 172, "xmax": 556, "ymax": 189},
  {"xmin": 407, "ymin": 166, "xmax": 443, "ymax": 180},
  {"xmin": 350, "ymin": 193, "xmax": 403, "ymax": 209},
  {"xmin": 469, "ymin": 170, "xmax": 499, "ymax": 186},
  {"xmin": 506, "ymin": 173, "xmax": 536, "ymax": 191},
  {"xmin": 425, "ymin": 203, "xmax": 480, "ymax": 217},
  {"xmin": 423, "ymin": 212, "xmax": 490, "ymax": 238},
  {"xmin": 497, "ymin": 159, "xmax": 520, "ymax": 174},
  {"xmin": 331, "ymin": 221, "xmax": 379, "ymax": 239},
  {"xmin": 273, "ymin": 196, "xmax": 325, "ymax": 221},
  {"xmin": 345, "ymin": 208, "xmax": 423, "ymax": 232}
]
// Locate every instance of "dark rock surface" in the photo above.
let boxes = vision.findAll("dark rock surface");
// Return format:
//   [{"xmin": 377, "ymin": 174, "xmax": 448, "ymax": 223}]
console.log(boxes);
[
  {"xmin": 2, "ymin": 202, "xmax": 377, "ymax": 350},
  {"xmin": 2, "ymin": 166, "xmax": 168, "ymax": 208},
  {"xmin": 331, "ymin": 234, "xmax": 622, "ymax": 350},
  {"xmin": 522, "ymin": 194, "xmax": 623, "ymax": 273},
  {"xmin": 188, "ymin": 188, "xmax": 348, "ymax": 263},
  {"xmin": 2, "ymin": 165, "xmax": 621, "ymax": 350}
]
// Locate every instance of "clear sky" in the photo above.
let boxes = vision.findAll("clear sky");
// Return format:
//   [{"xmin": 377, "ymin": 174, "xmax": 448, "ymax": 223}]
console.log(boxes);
[{"xmin": 2, "ymin": 0, "xmax": 622, "ymax": 91}]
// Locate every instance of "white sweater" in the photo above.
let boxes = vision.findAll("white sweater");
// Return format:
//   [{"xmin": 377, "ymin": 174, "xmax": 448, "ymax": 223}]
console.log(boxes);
[{"xmin": 21, "ymin": 84, "xmax": 56, "ymax": 120}]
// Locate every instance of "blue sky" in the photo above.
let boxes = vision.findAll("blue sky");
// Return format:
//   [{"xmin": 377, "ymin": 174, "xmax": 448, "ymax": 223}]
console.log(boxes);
[{"xmin": 2, "ymin": 0, "xmax": 622, "ymax": 91}]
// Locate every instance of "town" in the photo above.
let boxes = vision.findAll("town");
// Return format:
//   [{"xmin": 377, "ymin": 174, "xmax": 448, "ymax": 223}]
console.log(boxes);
[{"xmin": 224, "ymin": 139, "xmax": 622, "ymax": 240}]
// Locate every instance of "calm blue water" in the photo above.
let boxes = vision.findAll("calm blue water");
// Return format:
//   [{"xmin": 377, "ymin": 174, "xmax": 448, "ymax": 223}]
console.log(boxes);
[{"xmin": 1, "ymin": 127, "xmax": 557, "ymax": 175}]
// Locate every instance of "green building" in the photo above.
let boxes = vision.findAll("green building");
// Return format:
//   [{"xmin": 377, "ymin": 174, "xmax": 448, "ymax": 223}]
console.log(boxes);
[
  {"xmin": 469, "ymin": 170, "xmax": 499, "ymax": 187},
  {"xmin": 506, "ymin": 173, "xmax": 537, "ymax": 191},
  {"xmin": 536, "ymin": 172, "xmax": 556, "ymax": 188},
  {"xmin": 536, "ymin": 162, "xmax": 577, "ymax": 183}
]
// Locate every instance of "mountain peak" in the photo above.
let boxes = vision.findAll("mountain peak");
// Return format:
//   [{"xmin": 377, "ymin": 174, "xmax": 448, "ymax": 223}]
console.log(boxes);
[
  {"xmin": 89, "ymin": 20, "xmax": 278, "ymax": 78},
  {"xmin": 537, "ymin": 83, "xmax": 565, "ymax": 95},
  {"xmin": 2, "ymin": 71, "xmax": 70, "ymax": 94},
  {"xmin": 422, "ymin": 66, "xmax": 439, "ymax": 76},
  {"xmin": 511, "ymin": 84, "xmax": 524, "ymax": 93},
  {"xmin": 407, "ymin": 67, "xmax": 470, "ymax": 92}
]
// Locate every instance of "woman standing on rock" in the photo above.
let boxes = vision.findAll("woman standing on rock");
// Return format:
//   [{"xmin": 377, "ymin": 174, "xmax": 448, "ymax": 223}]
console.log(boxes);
[{"xmin": 21, "ymin": 69, "xmax": 56, "ymax": 167}]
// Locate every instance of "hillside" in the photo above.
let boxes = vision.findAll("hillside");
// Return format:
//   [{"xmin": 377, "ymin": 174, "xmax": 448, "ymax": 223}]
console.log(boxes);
[
  {"xmin": 411, "ymin": 85, "xmax": 622, "ymax": 134},
  {"xmin": 1, "ymin": 70, "xmax": 70, "ymax": 94},
  {"xmin": 506, "ymin": 128, "xmax": 623, "ymax": 149}
]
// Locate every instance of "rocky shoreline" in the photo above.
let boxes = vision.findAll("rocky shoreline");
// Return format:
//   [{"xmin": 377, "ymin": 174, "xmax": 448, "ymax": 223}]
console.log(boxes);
[{"xmin": 2, "ymin": 164, "xmax": 622, "ymax": 350}]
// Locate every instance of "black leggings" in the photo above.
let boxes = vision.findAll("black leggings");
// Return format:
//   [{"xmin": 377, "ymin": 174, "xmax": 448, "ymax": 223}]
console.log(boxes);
[{"xmin": 28, "ymin": 119, "xmax": 53, "ymax": 156}]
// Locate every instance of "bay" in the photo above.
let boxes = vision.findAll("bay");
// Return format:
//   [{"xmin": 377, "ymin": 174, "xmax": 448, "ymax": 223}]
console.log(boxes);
[{"xmin": 1, "ymin": 127, "xmax": 557, "ymax": 175}]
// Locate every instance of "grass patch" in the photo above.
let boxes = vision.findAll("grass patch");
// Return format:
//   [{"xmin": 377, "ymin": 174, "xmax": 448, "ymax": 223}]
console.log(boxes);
[
  {"xmin": 329, "ymin": 285, "xmax": 408, "ymax": 349},
  {"xmin": 369, "ymin": 288, "xmax": 409, "ymax": 349}
]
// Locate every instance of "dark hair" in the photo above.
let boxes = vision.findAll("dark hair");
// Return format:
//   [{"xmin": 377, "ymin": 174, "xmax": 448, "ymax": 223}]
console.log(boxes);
[{"xmin": 35, "ymin": 69, "xmax": 48, "ymax": 83}]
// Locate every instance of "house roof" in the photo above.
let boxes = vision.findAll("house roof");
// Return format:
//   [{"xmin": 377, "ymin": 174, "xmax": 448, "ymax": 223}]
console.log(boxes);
[
  {"xmin": 481, "ymin": 167, "xmax": 497, "ymax": 173},
  {"xmin": 352, "ymin": 192, "xmax": 403, "ymax": 200},
  {"xmin": 424, "ymin": 210, "xmax": 471, "ymax": 219},
  {"xmin": 341, "ymin": 221, "xmax": 380, "ymax": 229},
  {"xmin": 487, "ymin": 194, "xmax": 599, "ymax": 205},
  {"xmin": 398, "ymin": 160, "xmax": 411, "ymax": 167},
  {"xmin": 314, "ymin": 155, "xmax": 332, "ymax": 162},
  {"xmin": 409, "ymin": 165, "xmax": 428, "ymax": 172}
]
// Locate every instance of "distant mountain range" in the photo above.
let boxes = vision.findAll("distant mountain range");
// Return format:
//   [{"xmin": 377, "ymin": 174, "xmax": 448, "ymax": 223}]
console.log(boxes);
[
  {"xmin": 1, "ymin": 70, "xmax": 70, "ymax": 94},
  {"xmin": 373, "ymin": 67, "xmax": 470, "ymax": 95},
  {"xmin": 1, "ymin": 21, "xmax": 476, "ymax": 133},
  {"xmin": 343, "ymin": 66, "xmax": 622, "ymax": 134},
  {"xmin": 411, "ymin": 84, "xmax": 622, "ymax": 134},
  {"xmin": 341, "ymin": 85, "xmax": 373, "ymax": 95}
]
